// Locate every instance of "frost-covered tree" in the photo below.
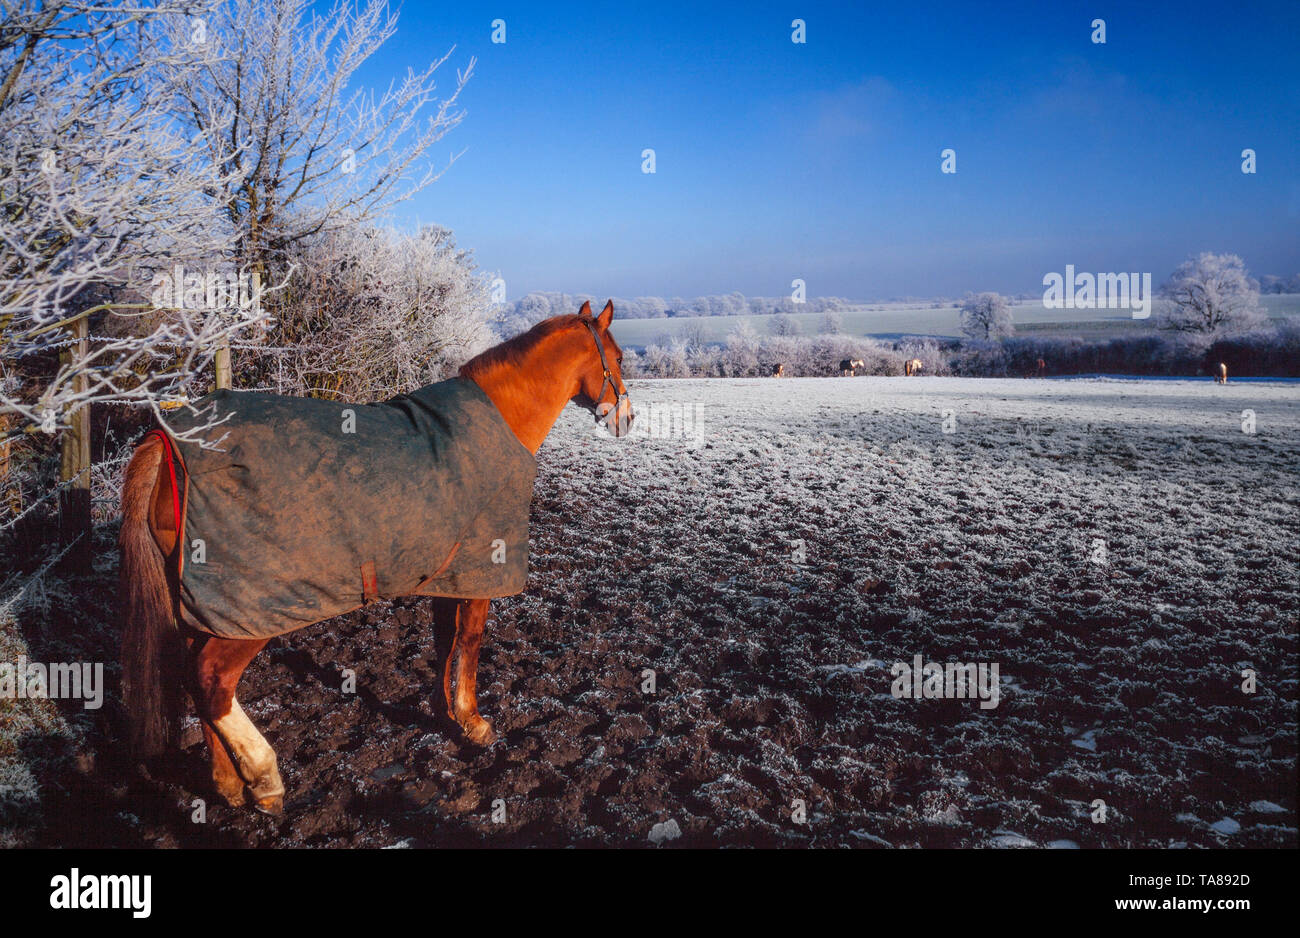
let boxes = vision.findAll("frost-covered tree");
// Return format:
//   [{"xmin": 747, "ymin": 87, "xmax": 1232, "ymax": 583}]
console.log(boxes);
[
  {"xmin": 676, "ymin": 320, "xmax": 708, "ymax": 350},
  {"xmin": 1158, "ymin": 252, "xmax": 1267, "ymax": 334},
  {"xmin": 770, "ymin": 313, "xmax": 800, "ymax": 337},
  {"xmin": 722, "ymin": 321, "xmax": 761, "ymax": 376},
  {"xmin": 632, "ymin": 296, "xmax": 668, "ymax": 319},
  {"xmin": 636, "ymin": 340, "xmax": 689, "ymax": 378},
  {"xmin": 1, "ymin": 0, "xmax": 266, "ymax": 448},
  {"xmin": 818, "ymin": 311, "xmax": 843, "ymax": 335},
  {"xmin": 153, "ymin": 0, "xmax": 473, "ymax": 276},
  {"xmin": 960, "ymin": 292, "xmax": 1014, "ymax": 340}
]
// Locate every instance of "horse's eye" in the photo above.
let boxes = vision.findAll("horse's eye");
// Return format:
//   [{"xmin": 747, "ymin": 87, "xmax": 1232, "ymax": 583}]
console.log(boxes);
[{"xmin": 617, "ymin": 356, "xmax": 623, "ymax": 366}]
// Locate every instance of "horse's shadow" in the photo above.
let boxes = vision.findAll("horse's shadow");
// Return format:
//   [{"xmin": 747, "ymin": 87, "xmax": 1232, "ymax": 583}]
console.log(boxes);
[
  {"xmin": 265, "ymin": 642, "xmax": 456, "ymax": 739},
  {"xmin": 261, "ymin": 600, "xmax": 463, "ymax": 739}
]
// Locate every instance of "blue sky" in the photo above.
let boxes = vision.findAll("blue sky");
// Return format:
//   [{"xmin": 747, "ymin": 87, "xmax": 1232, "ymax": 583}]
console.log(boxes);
[{"xmin": 360, "ymin": 0, "xmax": 1300, "ymax": 301}]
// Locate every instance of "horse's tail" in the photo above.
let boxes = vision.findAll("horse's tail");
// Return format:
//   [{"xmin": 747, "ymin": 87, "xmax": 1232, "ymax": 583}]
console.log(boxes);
[{"xmin": 119, "ymin": 436, "xmax": 185, "ymax": 760}]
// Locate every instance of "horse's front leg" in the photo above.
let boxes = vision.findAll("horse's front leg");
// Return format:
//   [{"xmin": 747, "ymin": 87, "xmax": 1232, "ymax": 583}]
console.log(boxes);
[{"xmin": 437, "ymin": 598, "xmax": 496, "ymax": 745}]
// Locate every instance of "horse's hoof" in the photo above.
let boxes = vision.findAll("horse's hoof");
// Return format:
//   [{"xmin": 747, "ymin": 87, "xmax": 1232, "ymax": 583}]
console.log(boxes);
[
  {"xmin": 462, "ymin": 718, "xmax": 496, "ymax": 746},
  {"xmin": 254, "ymin": 794, "xmax": 284, "ymax": 816}
]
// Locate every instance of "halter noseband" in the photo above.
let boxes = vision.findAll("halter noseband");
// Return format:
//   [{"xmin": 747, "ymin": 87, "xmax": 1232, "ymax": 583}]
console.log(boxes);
[{"xmin": 582, "ymin": 317, "xmax": 630, "ymax": 430}]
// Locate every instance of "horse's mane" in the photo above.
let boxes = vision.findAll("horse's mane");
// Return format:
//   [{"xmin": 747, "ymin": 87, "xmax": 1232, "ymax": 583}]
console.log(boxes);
[{"xmin": 460, "ymin": 314, "xmax": 582, "ymax": 379}]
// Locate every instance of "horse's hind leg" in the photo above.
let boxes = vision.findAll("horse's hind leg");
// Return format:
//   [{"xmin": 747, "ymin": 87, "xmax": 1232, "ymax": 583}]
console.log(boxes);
[
  {"xmin": 437, "ymin": 598, "xmax": 495, "ymax": 745},
  {"xmin": 191, "ymin": 635, "xmax": 284, "ymax": 814},
  {"xmin": 181, "ymin": 635, "xmax": 242, "ymax": 807},
  {"xmin": 200, "ymin": 721, "xmax": 244, "ymax": 807}
]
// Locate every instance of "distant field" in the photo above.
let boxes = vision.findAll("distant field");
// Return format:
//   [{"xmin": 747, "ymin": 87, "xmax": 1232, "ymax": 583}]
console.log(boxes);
[{"xmin": 612, "ymin": 294, "xmax": 1300, "ymax": 349}]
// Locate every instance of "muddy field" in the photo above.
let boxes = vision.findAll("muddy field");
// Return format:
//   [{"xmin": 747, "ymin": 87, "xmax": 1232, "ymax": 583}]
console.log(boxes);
[{"xmin": 5, "ymin": 376, "xmax": 1298, "ymax": 848}]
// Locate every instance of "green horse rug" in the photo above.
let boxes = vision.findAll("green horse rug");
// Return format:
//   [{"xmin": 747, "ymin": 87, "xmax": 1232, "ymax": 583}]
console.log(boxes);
[{"xmin": 160, "ymin": 377, "xmax": 536, "ymax": 640}]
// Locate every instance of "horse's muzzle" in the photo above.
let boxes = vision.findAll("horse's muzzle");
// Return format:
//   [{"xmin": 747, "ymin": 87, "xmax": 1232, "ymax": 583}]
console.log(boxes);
[{"xmin": 596, "ymin": 399, "xmax": 634, "ymax": 437}]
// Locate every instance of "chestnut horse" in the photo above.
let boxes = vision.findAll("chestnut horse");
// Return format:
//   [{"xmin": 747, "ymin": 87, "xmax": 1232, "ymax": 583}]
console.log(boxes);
[
  {"xmin": 119, "ymin": 301, "xmax": 632, "ymax": 814},
  {"xmin": 905, "ymin": 358, "xmax": 923, "ymax": 376},
  {"xmin": 1215, "ymin": 362, "xmax": 1228, "ymax": 384}
]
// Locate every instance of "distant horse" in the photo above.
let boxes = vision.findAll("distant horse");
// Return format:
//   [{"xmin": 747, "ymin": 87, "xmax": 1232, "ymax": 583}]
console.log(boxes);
[
  {"xmin": 905, "ymin": 358, "xmax": 923, "ymax": 376},
  {"xmin": 1036, "ymin": 358, "xmax": 1046, "ymax": 378},
  {"xmin": 771, "ymin": 363, "xmax": 785, "ymax": 378},
  {"xmin": 840, "ymin": 358, "xmax": 865, "ymax": 376},
  {"xmin": 119, "ymin": 301, "xmax": 633, "ymax": 814},
  {"xmin": 1215, "ymin": 362, "xmax": 1227, "ymax": 384}
]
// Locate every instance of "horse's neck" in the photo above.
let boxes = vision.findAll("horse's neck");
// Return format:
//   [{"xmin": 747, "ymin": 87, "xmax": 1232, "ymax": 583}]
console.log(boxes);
[{"xmin": 461, "ymin": 335, "xmax": 575, "ymax": 454}]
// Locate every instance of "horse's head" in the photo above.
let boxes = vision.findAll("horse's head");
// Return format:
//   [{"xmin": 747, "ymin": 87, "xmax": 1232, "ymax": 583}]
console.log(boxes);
[{"xmin": 572, "ymin": 300, "xmax": 634, "ymax": 437}]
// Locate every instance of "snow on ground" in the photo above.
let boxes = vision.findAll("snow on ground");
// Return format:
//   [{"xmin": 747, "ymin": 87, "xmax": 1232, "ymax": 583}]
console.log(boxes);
[
  {"xmin": 19, "ymin": 375, "xmax": 1298, "ymax": 848},
  {"xmin": 484, "ymin": 375, "xmax": 1297, "ymax": 846}
]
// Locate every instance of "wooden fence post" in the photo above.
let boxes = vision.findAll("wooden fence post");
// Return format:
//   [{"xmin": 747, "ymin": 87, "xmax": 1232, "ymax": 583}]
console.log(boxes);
[
  {"xmin": 0, "ymin": 414, "xmax": 17, "ymax": 519},
  {"xmin": 58, "ymin": 314, "xmax": 92, "ymax": 574},
  {"xmin": 213, "ymin": 268, "xmax": 259, "ymax": 390},
  {"xmin": 214, "ymin": 340, "xmax": 232, "ymax": 389}
]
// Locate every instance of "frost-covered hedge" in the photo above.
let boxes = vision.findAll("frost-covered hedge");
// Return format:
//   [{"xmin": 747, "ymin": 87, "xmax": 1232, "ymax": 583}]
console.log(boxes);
[
  {"xmin": 628, "ymin": 329, "xmax": 953, "ymax": 378},
  {"xmin": 246, "ymin": 224, "xmax": 495, "ymax": 402},
  {"xmin": 628, "ymin": 323, "xmax": 1300, "ymax": 379}
]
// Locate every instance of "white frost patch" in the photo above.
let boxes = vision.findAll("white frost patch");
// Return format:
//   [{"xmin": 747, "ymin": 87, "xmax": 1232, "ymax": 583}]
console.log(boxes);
[
  {"xmin": 1071, "ymin": 729, "xmax": 1099, "ymax": 751},
  {"xmin": 1249, "ymin": 800, "xmax": 1285, "ymax": 814},
  {"xmin": 989, "ymin": 831, "xmax": 1036, "ymax": 848},
  {"xmin": 818, "ymin": 659, "xmax": 887, "ymax": 676},
  {"xmin": 926, "ymin": 804, "xmax": 962, "ymax": 825},
  {"xmin": 1209, "ymin": 818, "xmax": 1241, "ymax": 835},
  {"xmin": 1000, "ymin": 676, "xmax": 1029, "ymax": 698},
  {"xmin": 648, "ymin": 819, "xmax": 682, "ymax": 845}
]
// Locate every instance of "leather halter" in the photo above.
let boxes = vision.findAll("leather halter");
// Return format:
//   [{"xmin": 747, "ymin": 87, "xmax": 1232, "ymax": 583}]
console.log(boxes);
[{"xmin": 582, "ymin": 317, "xmax": 631, "ymax": 430}]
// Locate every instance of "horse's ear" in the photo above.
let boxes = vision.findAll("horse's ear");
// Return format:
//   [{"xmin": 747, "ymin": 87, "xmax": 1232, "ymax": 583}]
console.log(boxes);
[
  {"xmin": 596, "ymin": 300, "xmax": 614, "ymax": 330},
  {"xmin": 577, "ymin": 300, "xmax": 592, "ymax": 318}
]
